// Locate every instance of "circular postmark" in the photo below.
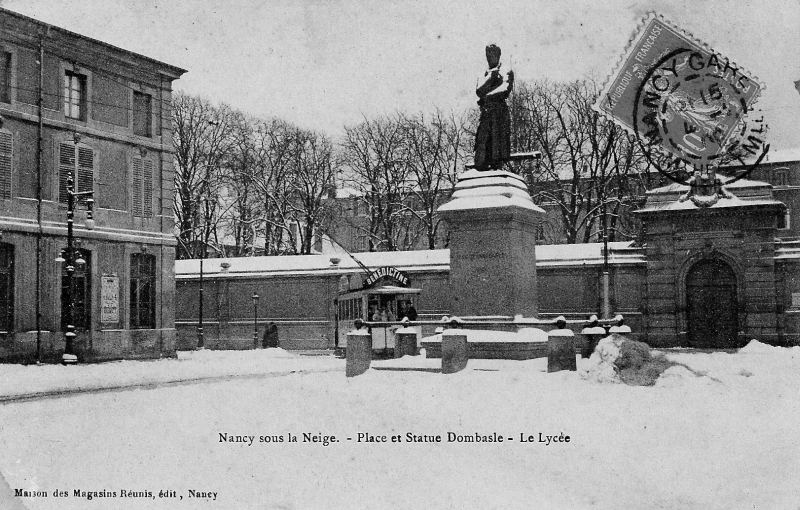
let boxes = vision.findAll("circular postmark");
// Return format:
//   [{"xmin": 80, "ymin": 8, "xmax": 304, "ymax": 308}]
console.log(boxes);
[{"xmin": 632, "ymin": 49, "xmax": 768, "ymax": 184}]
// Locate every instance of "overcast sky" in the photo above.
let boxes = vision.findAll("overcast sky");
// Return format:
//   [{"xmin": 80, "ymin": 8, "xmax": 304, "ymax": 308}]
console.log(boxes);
[{"xmin": 4, "ymin": 0, "xmax": 800, "ymax": 149}]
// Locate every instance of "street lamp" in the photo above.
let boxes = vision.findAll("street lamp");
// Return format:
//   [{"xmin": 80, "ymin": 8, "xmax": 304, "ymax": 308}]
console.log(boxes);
[
  {"xmin": 252, "ymin": 293, "xmax": 259, "ymax": 348},
  {"xmin": 197, "ymin": 226, "xmax": 205, "ymax": 349},
  {"xmin": 58, "ymin": 147, "xmax": 95, "ymax": 364},
  {"xmin": 600, "ymin": 172, "xmax": 611, "ymax": 319}
]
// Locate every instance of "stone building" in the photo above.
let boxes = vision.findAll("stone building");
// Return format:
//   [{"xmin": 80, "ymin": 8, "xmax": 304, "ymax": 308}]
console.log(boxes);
[
  {"xmin": 175, "ymin": 174, "xmax": 798, "ymax": 350},
  {"xmin": 0, "ymin": 8, "xmax": 186, "ymax": 362}
]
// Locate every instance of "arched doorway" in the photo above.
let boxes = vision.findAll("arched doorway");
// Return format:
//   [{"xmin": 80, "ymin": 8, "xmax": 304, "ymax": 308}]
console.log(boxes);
[{"xmin": 685, "ymin": 259, "xmax": 740, "ymax": 348}]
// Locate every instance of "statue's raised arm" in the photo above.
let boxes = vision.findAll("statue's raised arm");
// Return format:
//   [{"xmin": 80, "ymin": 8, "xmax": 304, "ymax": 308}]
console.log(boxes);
[{"xmin": 473, "ymin": 44, "xmax": 513, "ymax": 171}]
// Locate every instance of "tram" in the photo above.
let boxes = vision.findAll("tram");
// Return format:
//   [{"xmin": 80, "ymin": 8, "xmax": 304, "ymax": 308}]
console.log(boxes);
[{"xmin": 335, "ymin": 266, "xmax": 422, "ymax": 354}]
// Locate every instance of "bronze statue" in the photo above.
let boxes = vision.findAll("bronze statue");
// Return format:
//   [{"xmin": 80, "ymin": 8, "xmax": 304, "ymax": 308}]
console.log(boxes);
[{"xmin": 474, "ymin": 44, "xmax": 514, "ymax": 171}]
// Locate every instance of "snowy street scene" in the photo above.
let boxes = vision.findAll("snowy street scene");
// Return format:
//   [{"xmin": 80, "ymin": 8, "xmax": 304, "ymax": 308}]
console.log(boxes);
[
  {"xmin": 1, "ymin": 343, "xmax": 799, "ymax": 509},
  {"xmin": 0, "ymin": 0, "xmax": 799, "ymax": 508}
]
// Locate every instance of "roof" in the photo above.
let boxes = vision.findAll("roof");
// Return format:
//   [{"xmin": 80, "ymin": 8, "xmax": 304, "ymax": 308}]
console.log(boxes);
[
  {"xmin": 637, "ymin": 177, "xmax": 785, "ymax": 214},
  {"xmin": 761, "ymin": 148, "xmax": 800, "ymax": 165},
  {"xmin": 175, "ymin": 241, "xmax": 646, "ymax": 280},
  {"xmin": 175, "ymin": 249, "xmax": 451, "ymax": 279},
  {"xmin": 0, "ymin": 7, "xmax": 187, "ymax": 78}
]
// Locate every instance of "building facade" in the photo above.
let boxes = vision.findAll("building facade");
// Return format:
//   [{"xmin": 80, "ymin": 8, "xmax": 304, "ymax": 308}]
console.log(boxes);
[
  {"xmin": 175, "ymin": 177, "xmax": 799, "ymax": 350},
  {"xmin": 0, "ymin": 8, "xmax": 186, "ymax": 362}
]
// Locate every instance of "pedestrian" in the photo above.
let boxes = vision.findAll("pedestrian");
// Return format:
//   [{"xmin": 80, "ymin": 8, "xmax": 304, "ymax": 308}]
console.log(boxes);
[
  {"xmin": 263, "ymin": 321, "xmax": 279, "ymax": 348},
  {"xmin": 406, "ymin": 301, "xmax": 418, "ymax": 321}
]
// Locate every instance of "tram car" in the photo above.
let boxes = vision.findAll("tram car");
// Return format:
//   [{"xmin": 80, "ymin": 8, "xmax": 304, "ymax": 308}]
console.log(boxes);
[{"xmin": 335, "ymin": 266, "xmax": 423, "ymax": 355}]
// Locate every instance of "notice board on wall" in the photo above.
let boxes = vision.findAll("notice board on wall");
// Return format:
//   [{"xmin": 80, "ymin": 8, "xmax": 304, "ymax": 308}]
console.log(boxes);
[{"xmin": 101, "ymin": 274, "xmax": 119, "ymax": 323}]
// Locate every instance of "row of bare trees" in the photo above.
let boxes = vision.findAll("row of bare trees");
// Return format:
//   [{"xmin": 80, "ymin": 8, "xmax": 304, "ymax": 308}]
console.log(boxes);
[
  {"xmin": 338, "ymin": 109, "xmax": 471, "ymax": 251},
  {"xmin": 509, "ymin": 79, "xmax": 658, "ymax": 244},
  {"xmin": 172, "ymin": 77, "xmax": 658, "ymax": 258},
  {"xmin": 173, "ymin": 93, "xmax": 335, "ymax": 258}
]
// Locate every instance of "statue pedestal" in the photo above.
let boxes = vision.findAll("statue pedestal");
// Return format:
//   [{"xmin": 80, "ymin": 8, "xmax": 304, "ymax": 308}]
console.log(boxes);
[{"xmin": 438, "ymin": 170, "xmax": 545, "ymax": 318}]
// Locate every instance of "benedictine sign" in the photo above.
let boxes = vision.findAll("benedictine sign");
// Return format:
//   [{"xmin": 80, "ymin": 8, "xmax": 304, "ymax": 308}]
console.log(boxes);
[{"xmin": 364, "ymin": 267, "xmax": 409, "ymax": 288}]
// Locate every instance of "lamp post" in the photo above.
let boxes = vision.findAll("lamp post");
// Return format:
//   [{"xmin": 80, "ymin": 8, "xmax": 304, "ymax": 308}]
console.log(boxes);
[
  {"xmin": 252, "ymin": 293, "xmax": 259, "ymax": 348},
  {"xmin": 597, "ymin": 164, "xmax": 611, "ymax": 319},
  {"xmin": 57, "ymin": 144, "xmax": 95, "ymax": 364},
  {"xmin": 197, "ymin": 227, "xmax": 205, "ymax": 349}
]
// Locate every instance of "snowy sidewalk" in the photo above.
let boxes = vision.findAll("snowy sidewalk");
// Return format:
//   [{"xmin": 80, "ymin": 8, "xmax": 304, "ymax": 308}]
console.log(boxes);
[{"xmin": 0, "ymin": 349, "xmax": 344, "ymax": 403}]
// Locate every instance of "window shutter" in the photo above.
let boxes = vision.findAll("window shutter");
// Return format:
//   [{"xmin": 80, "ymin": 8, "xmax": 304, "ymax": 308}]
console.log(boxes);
[
  {"xmin": 77, "ymin": 147, "xmax": 93, "ymax": 201},
  {"xmin": 0, "ymin": 132, "xmax": 12, "ymax": 199},
  {"xmin": 143, "ymin": 159, "xmax": 153, "ymax": 218},
  {"xmin": 58, "ymin": 143, "xmax": 74, "ymax": 203},
  {"xmin": 132, "ymin": 157, "xmax": 143, "ymax": 217}
]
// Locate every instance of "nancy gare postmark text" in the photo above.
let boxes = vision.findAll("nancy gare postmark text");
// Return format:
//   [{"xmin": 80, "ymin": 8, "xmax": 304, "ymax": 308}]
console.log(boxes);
[
  {"xmin": 596, "ymin": 13, "xmax": 768, "ymax": 180},
  {"xmin": 218, "ymin": 430, "xmax": 573, "ymax": 446}
]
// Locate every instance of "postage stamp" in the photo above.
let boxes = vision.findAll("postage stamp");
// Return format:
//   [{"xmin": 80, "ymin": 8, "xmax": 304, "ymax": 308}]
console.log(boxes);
[{"xmin": 595, "ymin": 14, "xmax": 767, "ymax": 177}]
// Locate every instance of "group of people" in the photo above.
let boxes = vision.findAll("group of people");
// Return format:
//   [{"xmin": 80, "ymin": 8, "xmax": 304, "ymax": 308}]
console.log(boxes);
[{"xmin": 369, "ymin": 301, "xmax": 418, "ymax": 322}]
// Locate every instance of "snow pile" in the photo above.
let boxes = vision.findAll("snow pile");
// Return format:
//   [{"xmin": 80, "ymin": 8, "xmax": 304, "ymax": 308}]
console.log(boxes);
[
  {"xmin": 738, "ymin": 339, "xmax": 800, "ymax": 354},
  {"xmin": 580, "ymin": 334, "xmax": 674, "ymax": 386}
]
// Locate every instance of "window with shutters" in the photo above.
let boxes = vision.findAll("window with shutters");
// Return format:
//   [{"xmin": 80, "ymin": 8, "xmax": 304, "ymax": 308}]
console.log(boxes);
[
  {"xmin": 0, "ymin": 51, "xmax": 11, "ymax": 104},
  {"xmin": 63, "ymin": 71, "xmax": 86, "ymax": 120},
  {"xmin": 130, "ymin": 253, "xmax": 155, "ymax": 329},
  {"xmin": 133, "ymin": 91, "xmax": 152, "ymax": 137},
  {"xmin": 61, "ymin": 248, "xmax": 91, "ymax": 331},
  {"xmin": 132, "ymin": 157, "xmax": 153, "ymax": 218},
  {"xmin": 0, "ymin": 243, "xmax": 14, "ymax": 332},
  {"xmin": 0, "ymin": 131, "xmax": 12, "ymax": 199},
  {"xmin": 58, "ymin": 143, "xmax": 94, "ymax": 204}
]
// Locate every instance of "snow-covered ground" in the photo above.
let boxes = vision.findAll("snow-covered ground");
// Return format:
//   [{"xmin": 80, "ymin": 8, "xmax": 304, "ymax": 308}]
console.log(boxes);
[
  {"xmin": 1, "ymin": 342, "xmax": 798, "ymax": 509},
  {"xmin": 0, "ymin": 349, "xmax": 342, "ymax": 401}
]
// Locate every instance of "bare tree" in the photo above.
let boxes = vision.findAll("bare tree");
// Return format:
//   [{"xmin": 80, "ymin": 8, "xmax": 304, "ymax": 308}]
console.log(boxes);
[
  {"xmin": 172, "ymin": 92, "xmax": 237, "ymax": 259},
  {"xmin": 511, "ymin": 79, "xmax": 653, "ymax": 244},
  {"xmin": 399, "ymin": 109, "xmax": 470, "ymax": 248},
  {"xmin": 339, "ymin": 114, "xmax": 416, "ymax": 251},
  {"xmin": 218, "ymin": 112, "xmax": 261, "ymax": 257},
  {"xmin": 288, "ymin": 129, "xmax": 337, "ymax": 254}
]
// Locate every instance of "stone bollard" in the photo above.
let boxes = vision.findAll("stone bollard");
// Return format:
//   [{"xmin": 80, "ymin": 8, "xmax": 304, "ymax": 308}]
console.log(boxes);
[
  {"xmin": 580, "ymin": 315, "xmax": 606, "ymax": 358},
  {"xmin": 394, "ymin": 326, "xmax": 418, "ymax": 358},
  {"xmin": 608, "ymin": 314, "xmax": 632, "ymax": 336},
  {"xmin": 441, "ymin": 329, "xmax": 468, "ymax": 374},
  {"xmin": 346, "ymin": 328, "xmax": 372, "ymax": 377},
  {"xmin": 548, "ymin": 316, "xmax": 576, "ymax": 372}
]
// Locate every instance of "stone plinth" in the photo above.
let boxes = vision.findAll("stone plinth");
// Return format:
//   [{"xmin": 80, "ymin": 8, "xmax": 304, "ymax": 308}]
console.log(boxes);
[
  {"xmin": 438, "ymin": 170, "xmax": 545, "ymax": 318},
  {"xmin": 346, "ymin": 330, "xmax": 372, "ymax": 377},
  {"xmin": 580, "ymin": 326, "xmax": 607, "ymax": 358},
  {"xmin": 441, "ymin": 330, "xmax": 468, "ymax": 374},
  {"xmin": 394, "ymin": 327, "xmax": 418, "ymax": 357},
  {"xmin": 547, "ymin": 329, "xmax": 577, "ymax": 372}
]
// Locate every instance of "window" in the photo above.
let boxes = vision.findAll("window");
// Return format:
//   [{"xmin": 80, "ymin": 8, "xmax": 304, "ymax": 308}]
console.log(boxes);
[
  {"xmin": 778, "ymin": 208, "xmax": 791, "ymax": 230},
  {"xmin": 130, "ymin": 253, "xmax": 155, "ymax": 329},
  {"xmin": 132, "ymin": 157, "xmax": 153, "ymax": 217},
  {"xmin": 0, "ymin": 131, "xmax": 11, "ymax": 198},
  {"xmin": 133, "ymin": 91, "xmax": 152, "ymax": 137},
  {"xmin": 63, "ymin": 71, "xmax": 86, "ymax": 120},
  {"xmin": 773, "ymin": 169, "xmax": 789, "ymax": 187},
  {"xmin": 0, "ymin": 243, "xmax": 14, "ymax": 332},
  {"xmin": 0, "ymin": 51, "xmax": 11, "ymax": 103},
  {"xmin": 61, "ymin": 248, "xmax": 91, "ymax": 331},
  {"xmin": 59, "ymin": 143, "xmax": 93, "ymax": 203}
]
